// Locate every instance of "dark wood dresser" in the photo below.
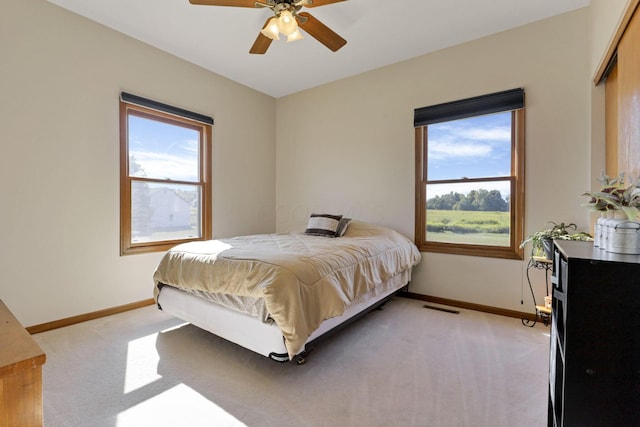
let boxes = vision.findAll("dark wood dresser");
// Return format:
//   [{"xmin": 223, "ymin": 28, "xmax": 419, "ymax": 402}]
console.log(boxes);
[{"xmin": 548, "ymin": 240, "xmax": 640, "ymax": 426}]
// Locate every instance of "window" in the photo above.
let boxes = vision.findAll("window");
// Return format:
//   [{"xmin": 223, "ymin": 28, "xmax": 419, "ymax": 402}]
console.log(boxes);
[
  {"xmin": 414, "ymin": 89, "xmax": 525, "ymax": 260},
  {"xmin": 120, "ymin": 93, "xmax": 212, "ymax": 255}
]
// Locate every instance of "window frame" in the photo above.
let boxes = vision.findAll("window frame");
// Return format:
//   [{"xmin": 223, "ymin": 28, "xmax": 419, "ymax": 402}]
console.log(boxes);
[
  {"xmin": 119, "ymin": 99, "xmax": 212, "ymax": 255},
  {"xmin": 414, "ymin": 101, "xmax": 525, "ymax": 260}
]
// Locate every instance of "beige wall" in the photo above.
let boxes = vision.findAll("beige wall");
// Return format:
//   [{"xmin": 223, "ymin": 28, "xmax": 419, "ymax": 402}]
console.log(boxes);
[
  {"xmin": 276, "ymin": 9, "xmax": 592, "ymax": 312},
  {"xmin": 0, "ymin": 0, "xmax": 628, "ymax": 325},
  {"xmin": 0, "ymin": 0, "xmax": 276, "ymax": 326},
  {"xmin": 589, "ymin": 0, "xmax": 633, "ymax": 78}
]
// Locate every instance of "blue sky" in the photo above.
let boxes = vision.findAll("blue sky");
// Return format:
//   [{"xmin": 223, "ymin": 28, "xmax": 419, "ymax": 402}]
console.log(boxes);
[
  {"xmin": 128, "ymin": 115, "xmax": 200, "ymax": 182},
  {"xmin": 427, "ymin": 111, "xmax": 512, "ymax": 199}
]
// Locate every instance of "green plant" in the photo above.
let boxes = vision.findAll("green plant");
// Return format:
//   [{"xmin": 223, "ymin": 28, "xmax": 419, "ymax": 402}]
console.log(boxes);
[
  {"xmin": 582, "ymin": 171, "xmax": 640, "ymax": 220},
  {"xmin": 520, "ymin": 222, "xmax": 592, "ymax": 258}
]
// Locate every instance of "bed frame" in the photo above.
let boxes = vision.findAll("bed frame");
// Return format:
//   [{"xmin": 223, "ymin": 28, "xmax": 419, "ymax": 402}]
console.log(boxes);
[{"xmin": 157, "ymin": 269, "xmax": 411, "ymax": 364}]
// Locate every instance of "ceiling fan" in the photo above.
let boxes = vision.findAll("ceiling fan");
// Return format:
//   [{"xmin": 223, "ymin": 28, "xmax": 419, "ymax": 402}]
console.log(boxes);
[{"xmin": 188, "ymin": 0, "xmax": 348, "ymax": 54}]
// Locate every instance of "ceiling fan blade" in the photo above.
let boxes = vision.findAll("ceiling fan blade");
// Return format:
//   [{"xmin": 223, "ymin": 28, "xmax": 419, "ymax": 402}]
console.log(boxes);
[
  {"xmin": 188, "ymin": 0, "xmax": 258, "ymax": 7},
  {"xmin": 250, "ymin": 18, "xmax": 274, "ymax": 54},
  {"xmin": 297, "ymin": 12, "xmax": 346, "ymax": 52},
  {"xmin": 302, "ymin": 0, "xmax": 347, "ymax": 7}
]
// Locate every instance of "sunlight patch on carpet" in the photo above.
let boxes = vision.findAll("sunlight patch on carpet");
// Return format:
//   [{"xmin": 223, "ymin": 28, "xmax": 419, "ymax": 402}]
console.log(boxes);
[
  {"xmin": 124, "ymin": 333, "xmax": 162, "ymax": 393},
  {"xmin": 116, "ymin": 383, "xmax": 246, "ymax": 427}
]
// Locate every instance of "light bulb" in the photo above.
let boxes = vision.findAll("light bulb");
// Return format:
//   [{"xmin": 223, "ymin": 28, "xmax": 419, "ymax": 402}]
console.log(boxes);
[
  {"xmin": 260, "ymin": 18, "xmax": 280, "ymax": 40},
  {"xmin": 277, "ymin": 10, "xmax": 298, "ymax": 36},
  {"xmin": 287, "ymin": 29, "xmax": 304, "ymax": 43}
]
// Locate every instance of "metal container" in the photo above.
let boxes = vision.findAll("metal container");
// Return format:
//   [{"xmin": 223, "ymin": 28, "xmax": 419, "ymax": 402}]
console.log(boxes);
[
  {"xmin": 602, "ymin": 216, "xmax": 618, "ymax": 252},
  {"xmin": 608, "ymin": 220, "xmax": 640, "ymax": 254},
  {"xmin": 594, "ymin": 215, "xmax": 605, "ymax": 248}
]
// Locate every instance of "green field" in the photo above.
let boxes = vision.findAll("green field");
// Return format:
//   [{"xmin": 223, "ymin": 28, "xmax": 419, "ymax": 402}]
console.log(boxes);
[{"xmin": 426, "ymin": 209, "xmax": 510, "ymax": 246}]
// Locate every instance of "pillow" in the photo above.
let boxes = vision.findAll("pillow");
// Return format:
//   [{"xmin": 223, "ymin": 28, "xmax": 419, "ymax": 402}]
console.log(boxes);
[
  {"xmin": 304, "ymin": 213, "xmax": 343, "ymax": 238},
  {"xmin": 336, "ymin": 217, "xmax": 352, "ymax": 237}
]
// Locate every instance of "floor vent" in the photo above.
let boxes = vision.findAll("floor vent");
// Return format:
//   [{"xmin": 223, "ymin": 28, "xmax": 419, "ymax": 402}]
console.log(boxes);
[{"xmin": 423, "ymin": 304, "xmax": 460, "ymax": 314}]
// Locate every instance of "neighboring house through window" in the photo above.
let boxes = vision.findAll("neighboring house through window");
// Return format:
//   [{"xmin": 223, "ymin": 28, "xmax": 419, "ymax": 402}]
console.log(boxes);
[
  {"xmin": 414, "ymin": 89, "xmax": 525, "ymax": 259},
  {"xmin": 119, "ymin": 93, "xmax": 213, "ymax": 255}
]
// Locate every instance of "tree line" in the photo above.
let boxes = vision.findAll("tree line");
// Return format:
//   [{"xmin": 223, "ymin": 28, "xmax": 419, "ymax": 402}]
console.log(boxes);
[{"xmin": 427, "ymin": 189, "xmax": 509, "ymax": 212}]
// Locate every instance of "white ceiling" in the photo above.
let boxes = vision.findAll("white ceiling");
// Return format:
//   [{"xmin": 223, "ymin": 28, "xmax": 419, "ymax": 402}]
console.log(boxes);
[{"xmin": 48, "ymin": 0, "xmax": 590, "ymax": 98}]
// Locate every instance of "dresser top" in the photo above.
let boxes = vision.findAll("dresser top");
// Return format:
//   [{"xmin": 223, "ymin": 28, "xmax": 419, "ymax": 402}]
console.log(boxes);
[
  {"xmin": 555, "ymin": 240, "xmax": 640, "ymax": 264},
  {"xmin": 0, "ymin": 299, "xmax": 46, "ymax": 375}
]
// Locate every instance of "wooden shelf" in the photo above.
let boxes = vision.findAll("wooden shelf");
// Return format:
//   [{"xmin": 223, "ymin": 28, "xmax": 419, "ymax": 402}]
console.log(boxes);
[
  {"xmin": 536, "ymin": 305, "xmax": 552, "ymax": 315},
  {"xmin": 523, "ymin": 256, "xmax": 553, "ymax": 327}
]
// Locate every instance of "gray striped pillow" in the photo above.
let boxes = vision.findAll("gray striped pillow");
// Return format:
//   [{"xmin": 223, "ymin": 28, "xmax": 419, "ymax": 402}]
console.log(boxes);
[
  {"xmin": 304, "ymin": 213, "xmax": 343, "ymax": 237},
  {"xmin": 336, "ymin": 217, "xmax": 352, "ymax": 237}
]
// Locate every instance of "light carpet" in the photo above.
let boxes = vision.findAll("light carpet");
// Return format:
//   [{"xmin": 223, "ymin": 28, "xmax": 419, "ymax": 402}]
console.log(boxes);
[{"xmin": 33, "ymin": 297, "xmax": 550, "ymax": 427}]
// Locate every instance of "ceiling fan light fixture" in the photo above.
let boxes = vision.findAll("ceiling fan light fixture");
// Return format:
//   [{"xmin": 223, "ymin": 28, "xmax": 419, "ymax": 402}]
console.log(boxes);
[
  {"xmin": 276, "ymin": 10, "xmax": 298, "ymax": 36},
  {"xmin": 286, "ymin": 29, "xmax": 304, "ymax": 43},
  {"xmin": 260, "ymin": 17, "xmax": 280, "ymax": 40},
  {"xmin": 191, "ymin": 0, "xmax": 347, "ymax": 54}
]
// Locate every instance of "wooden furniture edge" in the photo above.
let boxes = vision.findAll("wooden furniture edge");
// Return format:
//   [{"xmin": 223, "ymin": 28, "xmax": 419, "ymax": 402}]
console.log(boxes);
[
  {"xmin": 0, "ymin": 352, "xmax": 46, "ymax": 378},
  {"xmin": 0, "ymin": 299, "xmax": 46, "ymax": 426},
  {"xmin": 26, "ymin": 298, "xmax": 155, "ymax": 335},
  {"xmin": 399, "ymin": 291, "xmax": 537, "ymax": 322},
  {"xmin": 0, "ymin": 300, "xmax": 46, "ymax": 377}
]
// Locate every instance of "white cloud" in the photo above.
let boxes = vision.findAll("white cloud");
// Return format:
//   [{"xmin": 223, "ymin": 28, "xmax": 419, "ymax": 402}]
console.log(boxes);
[
  {"xmin": 429, "ymin": 139, "xmax": 492, "ymax": 160},
  {"xmin": 459, "ymin": 127, "xmax": 511, "ymax": 141},
  {"xmin": 427, "ymin": 123, "xmax": 510, "ymax": 160},
  {"xmin": 131, "ymin": 150, "xmax": 198, "ymax": 181},
  {"xmin": 128, "ymin": 137, "xmax": 200, "ymax": 181}
]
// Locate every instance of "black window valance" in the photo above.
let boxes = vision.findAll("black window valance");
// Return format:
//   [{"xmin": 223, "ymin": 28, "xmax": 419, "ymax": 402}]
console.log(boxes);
[
  {"xmin": 120, "ymin": 92, "xmax": 214, "ymax": 125},
  {"xmin": 414, "ymin": 88, "xmax": 524, "ymax": 127}
]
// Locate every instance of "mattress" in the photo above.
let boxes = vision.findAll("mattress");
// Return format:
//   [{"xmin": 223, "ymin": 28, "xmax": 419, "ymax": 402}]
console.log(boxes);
[
  {"xmin": 157, "ymin": 268, "xmax": 411, "ymax": 360},
  {"xmin": 153, "ymin": 220, "xmax": 421, "ymax": 357}
]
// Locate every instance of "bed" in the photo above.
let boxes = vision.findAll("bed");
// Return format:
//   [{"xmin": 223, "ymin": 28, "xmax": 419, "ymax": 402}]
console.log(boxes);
[{"xmin": 153, "ymin": 218, "xmax": 421, "ymax": 363}]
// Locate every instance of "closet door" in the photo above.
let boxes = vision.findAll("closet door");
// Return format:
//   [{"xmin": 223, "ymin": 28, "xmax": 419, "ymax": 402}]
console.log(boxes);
[
  {"xmin": 605, "ymin": 63, "xmax": 618, "ymax": 177},
  {"xmin": 618, "ymin": 7, "xmax": 640, "ymax": 178}
]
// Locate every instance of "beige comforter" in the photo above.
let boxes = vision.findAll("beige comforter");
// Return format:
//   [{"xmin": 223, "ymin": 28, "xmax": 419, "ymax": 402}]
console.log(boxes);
[{"xmin": 153, "ymin": 220, "xmax": 421, "ymax": 358}]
